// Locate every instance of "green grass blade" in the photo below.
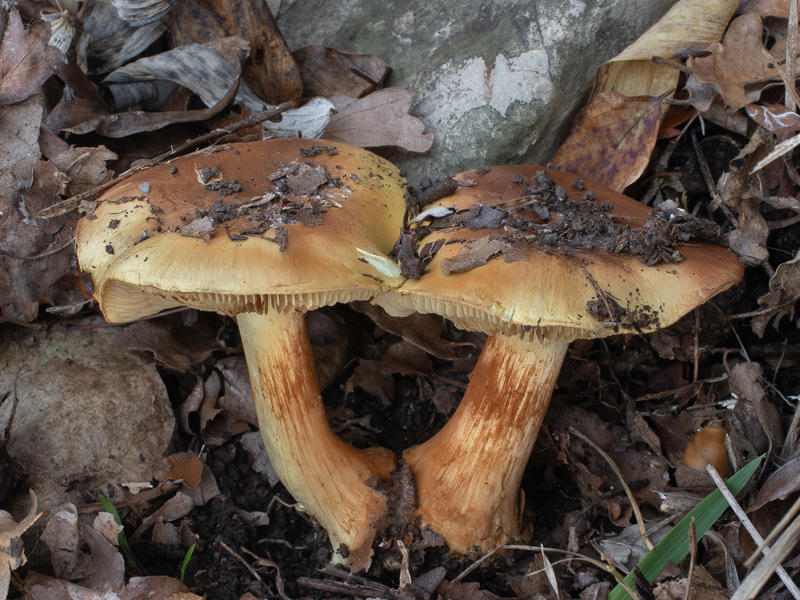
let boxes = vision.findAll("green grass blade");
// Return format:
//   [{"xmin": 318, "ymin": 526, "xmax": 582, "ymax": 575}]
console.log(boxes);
[
  {"xmin": 180, "ymin": 543, "xmax": 196, "ymax": 582},
  {"xmin": 99, "ymin": 494, "xmax": 139, "ymax": 568},
  {"xmin": 608, "ymin": 454, "xmax": 764, "ymax": 600}
]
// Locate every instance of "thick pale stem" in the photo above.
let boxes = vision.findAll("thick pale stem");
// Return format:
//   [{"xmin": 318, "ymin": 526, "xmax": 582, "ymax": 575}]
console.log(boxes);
[
  {"xmin": 237, "ymin": 311, "xmax": 395, "ymax": 569},
  {"xmin": 404, "ymin": 334, "xmax": 569, "ymax": 553}
]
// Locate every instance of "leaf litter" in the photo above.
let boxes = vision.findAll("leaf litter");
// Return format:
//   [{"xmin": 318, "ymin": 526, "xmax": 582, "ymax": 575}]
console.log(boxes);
[{"xmin": 3, "ymin": 0, "xmax": 800, "ymax": 599}]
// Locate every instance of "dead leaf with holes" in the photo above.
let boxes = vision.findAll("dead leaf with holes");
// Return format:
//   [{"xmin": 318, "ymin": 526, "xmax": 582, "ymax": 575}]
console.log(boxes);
[{"xmin": 551, "ymin": 91, "xmax": 664, "ymax": 191}]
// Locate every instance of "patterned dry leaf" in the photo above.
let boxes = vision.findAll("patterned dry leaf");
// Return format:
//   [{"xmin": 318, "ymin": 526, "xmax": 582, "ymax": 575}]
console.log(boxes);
[{"xmin": 551, "ymin": 92, "xmax": 664, "ymax": 191}]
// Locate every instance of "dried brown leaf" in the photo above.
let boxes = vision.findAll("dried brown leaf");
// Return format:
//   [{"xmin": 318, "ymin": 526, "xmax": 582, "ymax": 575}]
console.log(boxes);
[
  {"xmin": 345, "ymin": 360, "xmax": 395, "ymax": 404},
  {"xmin": 294, "ymin": 46, "xmax": 390, "ymax": 98},
  {"xmin": 746, "ymin": 102, "xmax": 800, "ymax": 141},
  {"xmin": 739, "ymin": 0, "xmax": 794, "ymax": 18},
  {"xmin": 0, "ymin": 8, "xmax": 64, "ymax": 106},
  {"xmin": 153, "ymin": 451, "xmax": 204, "ymax": 488},
  {"xmin": 753, "ymin": 250, "xmax": 800, "ymax": 336},
  {"xmin": 325, "ymin": 88, "xmax": 434, "ymax": 152},
  {"xmin": 440, "ymin": 237, "xmax": 512, "ymax": 274},
  {"xmin": 353, "ymin": 301, "xmax": 478, "ymax": 361},
  {"xmin": 552, "ymin": 91, "xmax": 663, "ymax": 191},
  {"xmin": 169, "ymin": 0, "xmax": 301, "ymax": 105},
  {"xmin": 687, "ymin": 13, "xmax": 784, "ymax": 109}
]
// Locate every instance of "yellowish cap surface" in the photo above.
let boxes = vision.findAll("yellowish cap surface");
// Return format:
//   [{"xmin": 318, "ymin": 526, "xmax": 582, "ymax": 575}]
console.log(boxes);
[
  {"xmin": 76, "ymin": 139, "xmax": 407, "ymax": 322},
  {"xmin": 376, "ymin": 166, "xmax": 744, "ymax": 341}
]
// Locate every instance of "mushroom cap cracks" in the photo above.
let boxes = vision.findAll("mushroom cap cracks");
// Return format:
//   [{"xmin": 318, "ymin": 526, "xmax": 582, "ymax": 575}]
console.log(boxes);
[
  {"xmin": 375, "ymin": 166, "xmax": 744, "ymax": 342},
  {"xmin": 76, "ymin": 140, "xmax": 406, "ymax": 323}
]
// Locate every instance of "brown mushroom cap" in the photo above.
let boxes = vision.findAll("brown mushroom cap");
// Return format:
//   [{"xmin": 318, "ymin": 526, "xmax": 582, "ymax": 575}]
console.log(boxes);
[
  {"xmin": 377, "ymin": 165, "xmax": 744, "ymax": 341},
  {"xmin": 77, "ymin": 139, "xmax": 406, "ymax": 322}
]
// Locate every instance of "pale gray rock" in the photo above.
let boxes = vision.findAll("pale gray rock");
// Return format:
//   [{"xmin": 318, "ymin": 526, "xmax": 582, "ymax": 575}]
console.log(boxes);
[
  {"xmin": 0, "ymin": 319, "xmax": 176, "ymax": 515},
  {"xmin": 279, "ymin": 0, "xmax": 676, "ymax": 185}
]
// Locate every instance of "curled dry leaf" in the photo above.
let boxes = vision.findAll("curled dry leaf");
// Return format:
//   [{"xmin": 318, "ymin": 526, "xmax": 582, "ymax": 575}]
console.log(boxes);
[
  {"xmin": 752, "ymin": 249, "xmax": 800, "ymax": 336},
  {"xmin": 169, "ymin": 0, "xmax": 302, "ymax": 105},
  {"xmin": 0, "ymin": 8, "xmax": 65, "ymax": 106},
  {"xmin": 40, "ymin": 504, "xmax": 93, "ymax": 580},
  {"xmin": 65, "ymin": 50, "xmax": 245, "ymax": 137},
  {"xmin": 687, "ymin": 13, "xmax": 789, "ymax": 110},
  {"xmin": 294, "ymin": 46, "xmax": 390, "ymax": 98},
  {"xmin": 325, "ymin": 88, "xmax": 434, "ymax": 152},
  {"xmin": 102, "ymin": 39, "xmax": 265, "ymax": 114},
  {"xmin": 597, "ymin": 0, "xmax": 739, "ymax": 98},
  {"xmin": 0, "ymin": 491, "xmax": 42, "ymax": 600},
  {"xmin": 81, "ymin": 0, "xmax": 168, "ymax": 75},
  {"xmin": 551, "ymin": 91, "xmax": 663, "ymax": 191},
  {"xmin": 264, "ymin": 97, "xmax": 335, "ymax": 138}
]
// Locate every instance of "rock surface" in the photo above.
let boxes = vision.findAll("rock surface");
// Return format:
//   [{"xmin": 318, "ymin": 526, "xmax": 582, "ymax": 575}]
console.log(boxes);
[
  {"xmin": 0, "ymin": 319, "xmax": 176, "ymax": 516},
  {"xmin": 279, "ymin": 0, "xmax": 676, "ymax": 184}
]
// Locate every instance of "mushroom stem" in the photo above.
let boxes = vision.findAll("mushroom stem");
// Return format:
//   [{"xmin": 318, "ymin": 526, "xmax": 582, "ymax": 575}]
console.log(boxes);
[
  {"xmin": 237, "ymin": 311, "xmax": 395, "ymax": 568},
  {"xmin": 403, "ymin": 333, "xmax": 569, "ymax": 553}
]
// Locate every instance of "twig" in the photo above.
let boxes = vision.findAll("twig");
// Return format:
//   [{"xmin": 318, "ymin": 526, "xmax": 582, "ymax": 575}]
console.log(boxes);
[
  {"xmin": 705, "ymin": 465, "xmax": 800, "ymax": 598},
  {"xmin": 751, "ymin": 134, "xmax": 800, "ymax": 174},
  {"xmin": 745, "ymin": 494, "xmax": 800, "ymax": 568},
  {"xmin": 241, "ymin": 548, "xmax": 294, "ymax": 600},
  {"xmin": 34, "ymin": 102, "xmax": 295, "ymax": 219},
  {"xmin": 452, "ymin": 545, "xmax": 640, "ymax": 599},
  {"xmin": 569, "ymin": 426, "xmax": 653, "ymax": 550},
  {"xmin": 788, "ymin": 0, "xmax": 799, "ymax": 112},
  {"xmin": 683, "ymin": 519, "xmax": 697, "ymax": 600},
  {"xmin": 219, "ymin": 540, "xmax": 262, "ymax": 581},
  {"xmin": 730, "ymin": 512, "xmax": 800, "ymax": 600}
]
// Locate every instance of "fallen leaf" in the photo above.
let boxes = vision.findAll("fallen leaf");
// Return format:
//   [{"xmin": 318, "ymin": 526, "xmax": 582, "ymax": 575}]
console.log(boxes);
[
  {"xmin": 739, "ymin": 0, "xmax": 794, "ymax": 18},
  {"xmin": 78, "ymin": 523, "xmax": 125, "ymax": 591},
  {"xmin": 551, "ymin": 92, "xmax": 663, "ymax": 191},
  {"xmin": 345, "ymin": 360, "xmax": 395, "ymax": 404},
  {"xmin": 153, "ymin": 451, "xmax": 204, "ymax": 488},
  {"xmin": 294, "ymin": 46, "xmax": 390, "ymax": 98},
  {"xmin": 81, "ymin": 0, "xmax": 168, "ymax": 74},
  {"xmin": 263, "ymin": 97, "xmax": 335, "ymax": 139},
  {"xmin": 687, "ymin": 13, "xmax": 786, "ymax": 110},
  {"xmin": 353, "ymin": 301, "xmax": 479, "ymax": 361},
  {"xmin": 21, "ymin": 571, "xmax": 203, "ymax": 600},
  {"xmin": 752, "ymin": 249, "xmax": 800, "ymax": 336},
  {"xmin": 440, "ymin": 237, "xmax": 511, "ymax": 274},
  {"xmin": 324, "ymin": 88, "xmax": 434, "ymax": 152},
  {"xmin": 102, "ymin": 39, "xmax": 264, "ymax": 114},
  {"xmin": 746, "ymin": 103, "xmax": 800, "ymax": 141},
  {"xmin": 0, "ymin": 491, "xmax": 42, "ymax": 600},
  {"xmin": 0, "ymin": 8, "xmax": 64, "ymax": 106},
  {"xmin": 40, "ymin": 504, "xmax": 94, "ymax": 580},
  {"xmin": 169, "ymin": 0, "xmax": 301, "ymax": 105}
]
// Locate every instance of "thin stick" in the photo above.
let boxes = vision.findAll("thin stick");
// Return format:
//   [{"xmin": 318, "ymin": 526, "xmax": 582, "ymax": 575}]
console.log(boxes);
[
  {"xmin": 745, "ymin": 494, "xmax": 800, "ymax": 568},
  {"xmin": 706, "ymin": 465, "xmax": 800, "ymax": 598},
  {"xmin": 788, "ymin": 0, "xmax": 799, "ymax": 112},
  {"xmin": 34, "ymin": 102, "xmax": 295, "ymax": 219},
  {"xmin": 218, "ymin": 540, "xmax": 262, "ymax": 581},
  {"xmin": 569, "ymin": 427, "xmax": 653, "ymax": 550},
  {"xmin": 683, "ymin": 519, "xmax": 697, "ymax": 600}
]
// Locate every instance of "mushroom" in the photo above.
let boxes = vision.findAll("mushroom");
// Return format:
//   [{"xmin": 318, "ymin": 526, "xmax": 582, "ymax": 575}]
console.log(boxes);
[
  {"xmin": 374, "ymin": 165, "xmax": 744, "ymax": 553},
  {"xmin": 75, "ymin": 139, "xmax": 406, "ymax": 569},
  {"xmin": 682, "ymin": 425, "xmax": 730, "ymax": 477}
]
